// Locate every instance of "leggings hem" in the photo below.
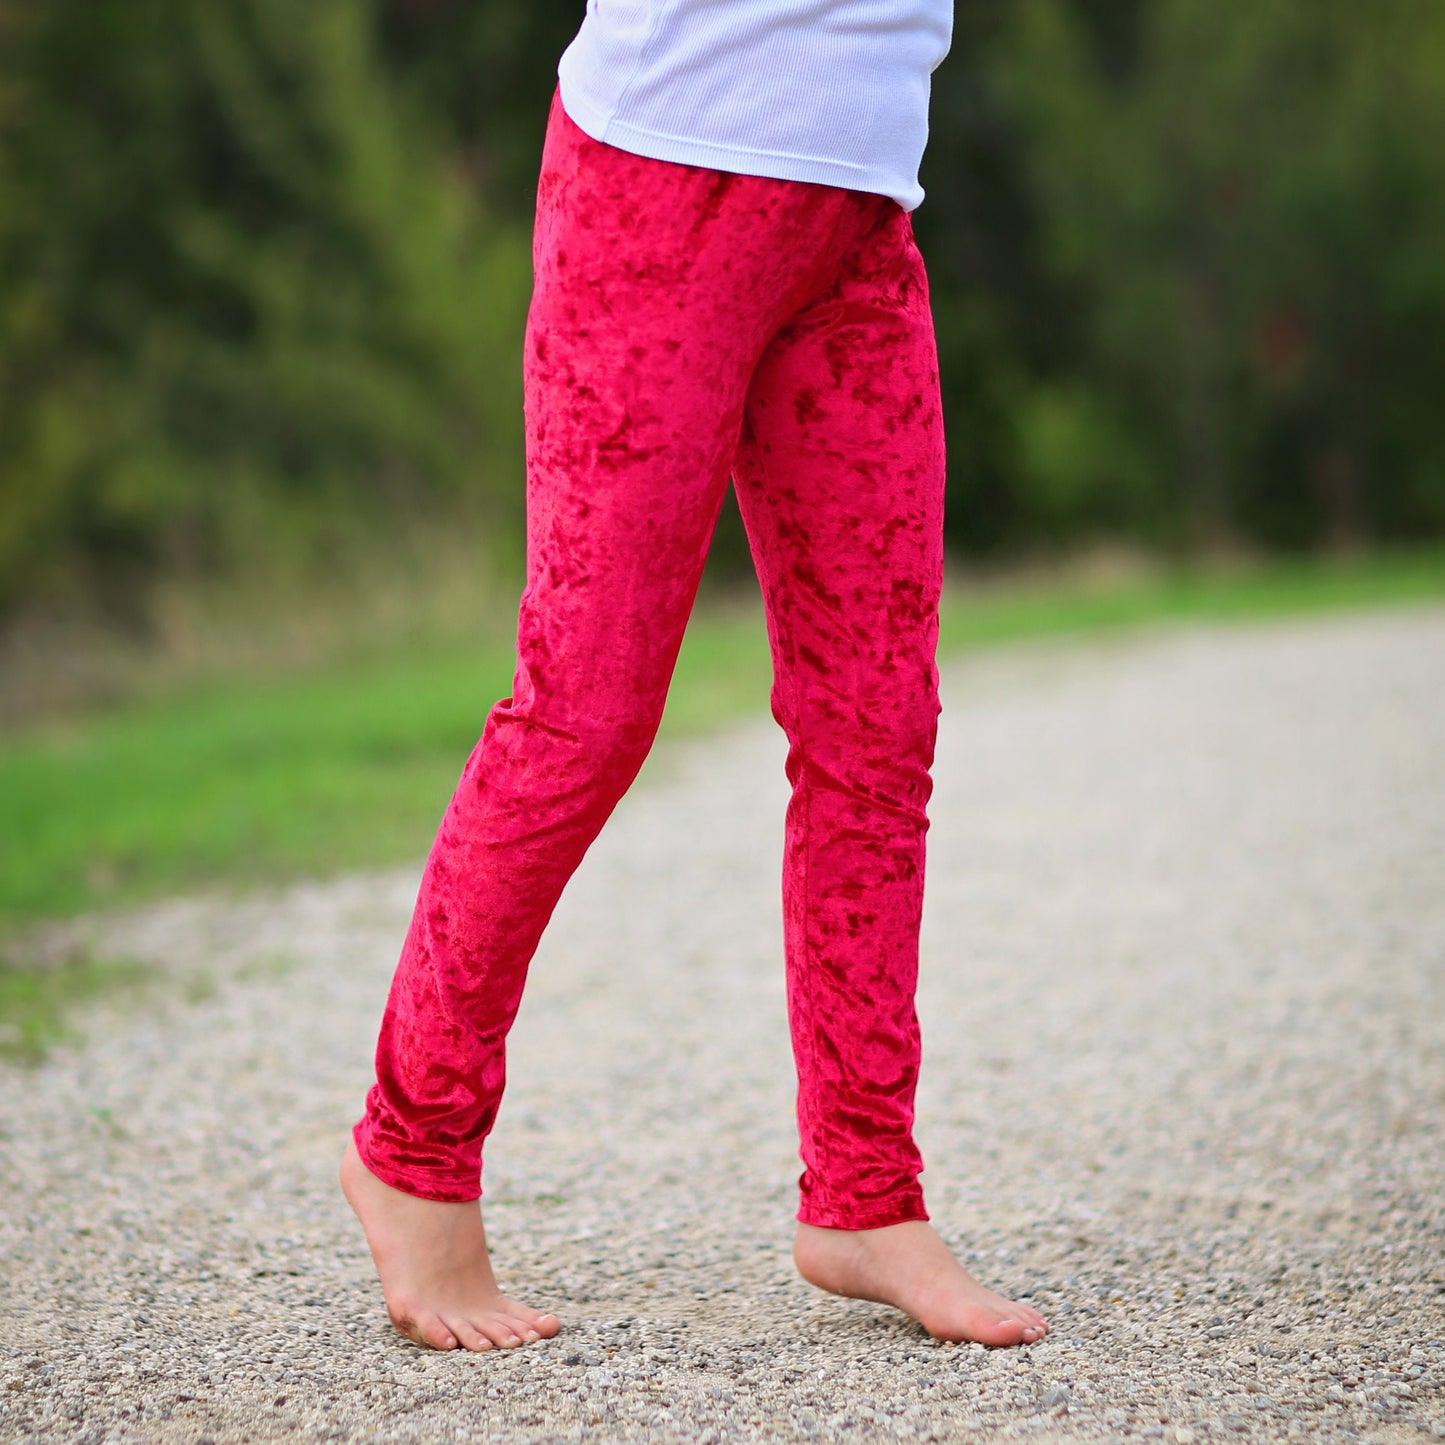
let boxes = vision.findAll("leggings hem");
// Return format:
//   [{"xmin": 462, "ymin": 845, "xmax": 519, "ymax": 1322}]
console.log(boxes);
[
  {"xmin": 352, "ymin": 1119, "xmax": 483, "ymax": 1205},
  {"xmin": 796, "ymin": 1191, "xmax": 929, "ymax": 1231}
]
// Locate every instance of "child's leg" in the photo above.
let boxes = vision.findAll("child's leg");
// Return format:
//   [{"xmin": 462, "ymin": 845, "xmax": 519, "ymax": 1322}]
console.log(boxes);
[
  {"xmin": 344, "ymin": 93, "xmax": 884, "ymax": 1350},
  {"xmin": 731, "ymin": 199, "xmax": 1047, "ymax": 1344}
]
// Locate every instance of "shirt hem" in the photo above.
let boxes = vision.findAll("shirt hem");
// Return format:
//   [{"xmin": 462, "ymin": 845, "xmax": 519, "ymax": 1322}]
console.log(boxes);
[{"xmin": 556, "ymin": 80, "xmax": 923, "ymax": 212}]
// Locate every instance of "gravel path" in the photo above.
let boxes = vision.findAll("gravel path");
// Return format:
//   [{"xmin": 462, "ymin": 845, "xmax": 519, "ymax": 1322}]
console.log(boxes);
[{"xmin": 2, "ymin": 606, "xmax": 1443, "ymax": 1445}]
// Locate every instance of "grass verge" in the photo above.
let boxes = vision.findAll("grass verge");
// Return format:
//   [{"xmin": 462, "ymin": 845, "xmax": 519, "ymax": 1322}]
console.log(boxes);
[
  {"xmin": 1, "ymin": 544, "xmax": 1441, "ymax": 931},
  {"xmin": 0, "ymin": 948, "xmax": 156, "ymax": 1066}
]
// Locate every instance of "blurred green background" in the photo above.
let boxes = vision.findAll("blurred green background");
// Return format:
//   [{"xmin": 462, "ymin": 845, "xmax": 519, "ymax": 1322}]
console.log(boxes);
[{"xmin": 3, "ymin": 0, "xmax": 1445, "ymax": 952}]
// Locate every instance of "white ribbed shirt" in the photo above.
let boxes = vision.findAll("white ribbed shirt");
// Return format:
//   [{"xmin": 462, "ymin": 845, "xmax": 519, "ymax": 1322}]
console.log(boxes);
[{"xmin": 557, "ymin": 0, "xmax": 953, "ymax": 212}]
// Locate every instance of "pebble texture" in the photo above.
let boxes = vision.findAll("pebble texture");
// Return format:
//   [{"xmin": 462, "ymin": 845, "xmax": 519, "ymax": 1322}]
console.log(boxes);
[{"xmin": 1, "ymin": 606, "xmax": 1443, "ymax": 1445}]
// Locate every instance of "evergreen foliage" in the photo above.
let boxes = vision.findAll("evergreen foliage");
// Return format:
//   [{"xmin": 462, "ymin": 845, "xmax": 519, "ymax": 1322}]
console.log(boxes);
[
  {"xmin": 1, "ymin": 0, "xmax": 1442, "ymax": 621},
  {"xmin": 0, "ymin": 0, "xmax": 529, "ymax": 616}
]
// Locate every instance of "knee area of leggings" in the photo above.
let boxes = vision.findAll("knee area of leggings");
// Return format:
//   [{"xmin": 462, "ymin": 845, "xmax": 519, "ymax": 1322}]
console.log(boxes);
[
  {"xmin": 474, "ymin": 698, "xmax": 661, "ymax": 805},
  {"xmin": 788, "ymin": 686, "xmax": 940, "ymax": 764},
  {"xmin": 553, "ymin": 707, "xmax": 663, "ymax": 789},
  {"xmin": 786, "ymin": 738, "xmax": 936, "ymax": 812}
]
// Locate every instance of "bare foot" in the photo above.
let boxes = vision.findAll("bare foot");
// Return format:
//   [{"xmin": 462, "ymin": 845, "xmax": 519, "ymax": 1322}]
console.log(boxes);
[
  {"xmin": 794, "ymin": 1220, "xmax": 1048, "ymax": 1347},
  {"xmin": 340, "ymin": 1138, "xmax": 561, "ymax": 1352}
]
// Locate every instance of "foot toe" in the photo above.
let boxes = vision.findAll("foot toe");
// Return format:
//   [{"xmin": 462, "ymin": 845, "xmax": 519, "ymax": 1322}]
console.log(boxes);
[
  {"xmin": 444, "ymin": 1317, "xmax": 494, "ymax": 1352},
  {"xmin": 478, "ymin": 1318, "xmax": 525, "ymax": 1349},
  {"xmin": 387, "ymin": 1300, "xmax": 453, "ymax": 1351},
  {"xmin": 982, "ymin": 1315, "xmax": 1027, "ymax": 1348},
  {"xmin": 415, "ymin": 1315, "xmax": 459, "ymax": 1351},
  {"xmin": 498, "ymin": 1312, "xmax": 543, "ymax": 1343},
  {"xmin": 515, "ymin": 1307, "xmax": 561, "ymax": 1338}
]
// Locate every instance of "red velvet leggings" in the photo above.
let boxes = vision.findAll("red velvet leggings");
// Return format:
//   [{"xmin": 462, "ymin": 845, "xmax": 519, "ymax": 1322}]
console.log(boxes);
[{"xmin": 354, "ymin": 91, "xmax": 945, "ymax": 1230}]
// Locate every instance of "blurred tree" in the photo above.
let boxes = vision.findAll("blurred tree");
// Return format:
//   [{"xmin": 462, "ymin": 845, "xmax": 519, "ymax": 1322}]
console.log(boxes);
[
  {"xmin": 912, "ymin": 0, "xmax": 1045, "ymax": 560},
  {"xmin": 997, "ymin": 0, "xmax": 1445, "ymax": 551},
  {"xmin": 0, "ymin": 0, "xmax": 528, "ymax": 620},
  {"xmin": 2, "ymin": 0, "xmax": 1443, "ymax": 627},
  {"xmin": 375, "ymin": 0, "xmax": 577, "ymax": 216}
]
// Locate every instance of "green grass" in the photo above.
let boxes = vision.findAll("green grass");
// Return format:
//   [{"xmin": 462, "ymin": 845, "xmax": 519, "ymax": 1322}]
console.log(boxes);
[
  {"xmin": 2, "ymin": 545, "xmax": 1442, "ymax": 930},
  {"xmin": 934, "ymin": 544, "xmax": 1445, "ymax": 650},
  {"xmin": 0, "ymin": 950, "xmax": 156, "ymax": 1065}
]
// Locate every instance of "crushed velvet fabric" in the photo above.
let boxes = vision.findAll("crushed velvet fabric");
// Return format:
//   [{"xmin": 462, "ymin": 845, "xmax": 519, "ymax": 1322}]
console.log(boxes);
[{"xmin": 355, "ymin": 89, "xmax": 945, "ymax": 1230}]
